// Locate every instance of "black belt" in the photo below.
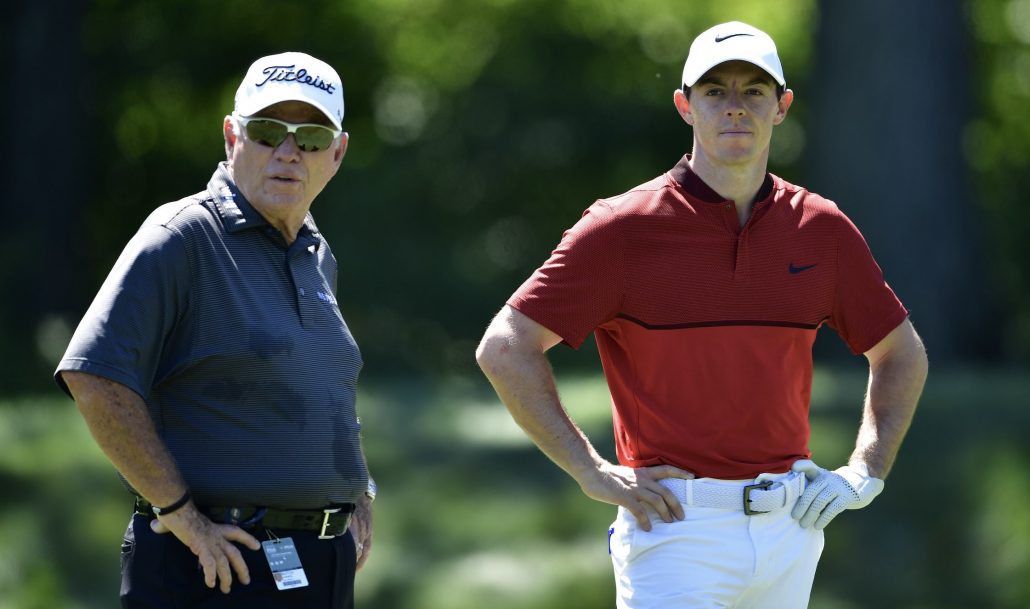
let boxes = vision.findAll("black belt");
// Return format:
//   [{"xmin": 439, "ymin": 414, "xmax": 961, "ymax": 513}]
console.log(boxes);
[{"xmin": 134, "ymin": 498, "xmax": 355, "ymax": 539}]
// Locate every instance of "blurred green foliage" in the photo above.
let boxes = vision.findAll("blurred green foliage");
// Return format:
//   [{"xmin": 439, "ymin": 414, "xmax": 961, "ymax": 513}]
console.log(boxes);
[
  {"xmin": 7, "ymin": 0, "xmax": 1029, "ymax": 390},
  {"xmin": 966, "ymin": 0, "xmax": 1030, "ymax": 359},
  {"xmin": 3, "ymin": 369, "xmax": 1029, "ymax": 608},
  {"xmin": 7, "ymin": 0, "xmax": 821, "ymax": 390}
]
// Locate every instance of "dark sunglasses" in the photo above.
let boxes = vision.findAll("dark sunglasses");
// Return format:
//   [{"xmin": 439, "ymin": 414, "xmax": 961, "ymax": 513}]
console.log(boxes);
[{"xmin": 233, "ymin": 114, "xmax": 340, "ymax": 152}]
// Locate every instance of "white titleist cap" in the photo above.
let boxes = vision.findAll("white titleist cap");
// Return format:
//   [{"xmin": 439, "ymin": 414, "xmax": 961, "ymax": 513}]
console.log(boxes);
[
  {"xmin": 234, "ymin": 52, "xmax": 344, "ymax": 129},
  {"xmin": 681, "ymin": 21, "xmax": 785, "ymax": 88}
]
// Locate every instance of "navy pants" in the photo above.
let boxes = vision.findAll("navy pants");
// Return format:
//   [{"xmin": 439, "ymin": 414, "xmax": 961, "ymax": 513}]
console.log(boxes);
[{"xmin": 120, "ymin": 514, "xmax": 356, "ymax": 609}]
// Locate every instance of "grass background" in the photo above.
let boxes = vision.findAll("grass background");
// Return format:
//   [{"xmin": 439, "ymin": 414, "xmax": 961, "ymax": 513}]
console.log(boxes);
[{"xmin": 1, "ymin": 367, "xmax": 1028, "ymax": 608}]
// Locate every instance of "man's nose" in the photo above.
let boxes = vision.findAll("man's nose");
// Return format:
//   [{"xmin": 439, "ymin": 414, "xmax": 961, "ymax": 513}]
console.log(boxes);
[
  {"xmin": 725, "ymin": 92, "xmax": 746, "ymax": 117},
  {"xmin": 274, "ymin": 133, "xmax": 302, "ymax": 159}
]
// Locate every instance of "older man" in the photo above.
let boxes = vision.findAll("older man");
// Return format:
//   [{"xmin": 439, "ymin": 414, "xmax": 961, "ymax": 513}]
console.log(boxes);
[{"xmin": 57, "ymin": 52, "xmax": 375, "ymax": 609}]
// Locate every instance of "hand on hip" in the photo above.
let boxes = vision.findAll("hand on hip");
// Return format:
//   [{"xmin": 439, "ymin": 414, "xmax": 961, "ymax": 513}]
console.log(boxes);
[{"xmin": 790, "ymin": 460, "xmax": 884, "ymax": 530}]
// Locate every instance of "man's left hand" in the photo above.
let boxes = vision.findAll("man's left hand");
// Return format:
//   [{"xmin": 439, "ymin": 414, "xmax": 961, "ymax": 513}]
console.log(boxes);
[
  {"xmin": 790, "ymin": 460, "xmax": 884, "ymax": 530},
  {"xmin": 349, "ymin": 495, "xmax": 374, "ymax": 570}
]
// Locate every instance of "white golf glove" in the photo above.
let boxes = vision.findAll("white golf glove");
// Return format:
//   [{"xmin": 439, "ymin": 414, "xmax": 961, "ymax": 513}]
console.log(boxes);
[{"xmin": 790, "ymin": 460, "xmax": 884, "ymax": 530}]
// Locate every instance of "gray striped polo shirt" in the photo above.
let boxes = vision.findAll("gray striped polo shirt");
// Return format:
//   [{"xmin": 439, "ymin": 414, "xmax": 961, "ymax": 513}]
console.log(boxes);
[{"xmin": 57, "ymin": 163, "xmax": 368, "ymax": 509}]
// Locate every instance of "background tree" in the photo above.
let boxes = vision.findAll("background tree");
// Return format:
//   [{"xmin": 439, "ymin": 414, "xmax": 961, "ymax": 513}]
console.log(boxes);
[{"xmin": 807, "ymin": 0, "xmax": 998, "ymax": 365}]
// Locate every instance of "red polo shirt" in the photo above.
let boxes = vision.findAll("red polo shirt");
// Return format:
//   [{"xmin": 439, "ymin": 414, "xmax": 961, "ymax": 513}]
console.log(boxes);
[{"xmin": 508, "ymin": 156, "xmax": 908, "ymax": 479}]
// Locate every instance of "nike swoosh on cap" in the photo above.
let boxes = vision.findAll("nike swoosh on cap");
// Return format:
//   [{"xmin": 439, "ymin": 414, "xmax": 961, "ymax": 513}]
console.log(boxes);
[{"xmin": 715, "ymin": 33, "xmax": 754, "ymax": 43}]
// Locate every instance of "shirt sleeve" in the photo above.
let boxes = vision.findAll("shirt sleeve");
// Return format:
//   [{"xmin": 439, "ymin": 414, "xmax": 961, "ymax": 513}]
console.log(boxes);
[
  {"xmin": 507, "ymin": 201, "xmax": 625, "ymax": 349},
  {"xmin": 827, "ymin": 213, "xmax": 909, "ymax": 355},
  {"xmin": 55, "ymin": 223, "xmax": 191, "ymax": 399}
]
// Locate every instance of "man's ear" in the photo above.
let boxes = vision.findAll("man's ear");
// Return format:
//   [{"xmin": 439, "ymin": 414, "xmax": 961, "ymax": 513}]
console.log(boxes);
[
  {"xmin": 773, "ymin": 89, "xmax": 794, "ymax": 125},
  {"xmin": 325, "ymin": 132, "xmax": 349, "ymax": 179},
  {"xmin": 334, "ymin": 132, "xmax": 349, "ymax": 165},
  {"xmin": 673, "ymin": 89, "xmax": 694, "ymax": 126},
  {"xmin": 223, "ymin": 116, "xmax": 238, "ymax": 150}
]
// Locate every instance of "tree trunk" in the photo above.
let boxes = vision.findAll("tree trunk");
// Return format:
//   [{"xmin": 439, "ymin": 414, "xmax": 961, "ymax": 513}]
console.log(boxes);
[
  {"xmin": 1, "ymin": 0, "xmax": 88, "ymax": 391},
  {"xmin": 807, "ymin": 0, "xmax": 996, "ymax": 364}
]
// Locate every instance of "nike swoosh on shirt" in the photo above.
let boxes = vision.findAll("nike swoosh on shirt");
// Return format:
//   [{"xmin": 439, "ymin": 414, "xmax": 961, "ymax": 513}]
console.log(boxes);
[
  {"xmin": 789, "ymin": 263, "xmax": 818, "ymax": 274},
  {"xmin": 715, "ymin": 33, "xmax": 754, "ymax": 43}
]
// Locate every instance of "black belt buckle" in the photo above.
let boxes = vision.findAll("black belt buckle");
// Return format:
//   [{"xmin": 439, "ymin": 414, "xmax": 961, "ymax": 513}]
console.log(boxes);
[{"xmin": 743, "ymin": 480, "xmax": 775, "ymax": 515}]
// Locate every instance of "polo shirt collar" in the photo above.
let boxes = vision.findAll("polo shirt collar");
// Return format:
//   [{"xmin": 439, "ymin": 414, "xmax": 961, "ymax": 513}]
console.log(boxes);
[
  {"xmin": 668, "ymin": 154, "xmax": 774, "ymax": 205},
  {"xmin": 205, "ymin": 163, "xmax": 268, "ymax": 233},
  {"xmin": 205, "ymin": 163, "xmax": 322, "ymax": 245}
]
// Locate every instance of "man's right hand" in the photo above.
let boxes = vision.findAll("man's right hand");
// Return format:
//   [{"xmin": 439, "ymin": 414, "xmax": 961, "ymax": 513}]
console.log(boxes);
[
  {"xmin": 62, "ymin": 373, "xmax": 262, "ymax": 592},
  {"xmin": 476, "ymin": 309, "xmax": 693, "ymax": 532},
  {"xmin": 578, "ymin": 462, "xmax": 695, "ymax": 531},
  {"xmin": 150, "ymin": 503, "xmax": 262, "ymax": 593}
]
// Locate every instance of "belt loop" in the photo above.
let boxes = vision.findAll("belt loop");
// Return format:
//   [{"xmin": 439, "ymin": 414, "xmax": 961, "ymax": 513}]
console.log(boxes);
[
  {"xmin": 782, "ymin": 471, "xmax": 802, "ymax": 507},
  {"xmin": 685, "ymin": 479, "xmax": 695, "ymax": 507},
  {"xmin": 781, "ymin": 478, "xmax": 794, "ymax": 508}
]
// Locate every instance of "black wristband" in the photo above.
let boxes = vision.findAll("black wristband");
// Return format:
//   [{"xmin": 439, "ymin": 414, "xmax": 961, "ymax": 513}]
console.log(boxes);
[{"xmin": 152, "ymin": 491, "xmax": 191, "ymax": 517}]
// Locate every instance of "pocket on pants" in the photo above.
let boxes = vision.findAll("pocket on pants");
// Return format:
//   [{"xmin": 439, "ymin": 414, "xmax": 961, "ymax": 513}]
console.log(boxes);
[
  {"xmin": 609, "ymin": 508, "xmax": 644, "ymax": 568},
  {"xmin": 120, "ymin": 518, "xmax": 136, "ymax": 578},
  {"xmin": 121, "ymin": 518, "xmax": 135, "ymax": 553}
]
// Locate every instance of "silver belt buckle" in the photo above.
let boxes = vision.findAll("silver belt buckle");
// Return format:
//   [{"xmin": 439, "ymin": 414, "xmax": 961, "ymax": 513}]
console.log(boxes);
[
  {"xmin": 318, "ymin": 507, "xmax": 342, "ymax": 539},
  {"xmin": 743, "ymin": 480, "xmax": 775, "ymax": 515}
]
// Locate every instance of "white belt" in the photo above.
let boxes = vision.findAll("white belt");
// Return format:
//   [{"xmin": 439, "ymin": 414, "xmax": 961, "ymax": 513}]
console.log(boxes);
[{"xmin": 659, "ymin": 471, "xmax": 806, "ymax": 515}]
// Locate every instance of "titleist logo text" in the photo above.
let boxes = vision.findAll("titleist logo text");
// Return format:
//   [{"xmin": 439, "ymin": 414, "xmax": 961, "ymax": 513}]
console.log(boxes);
[{"xmin": 256, "ymin": 64, "xmax": 335, "ymax": 94}]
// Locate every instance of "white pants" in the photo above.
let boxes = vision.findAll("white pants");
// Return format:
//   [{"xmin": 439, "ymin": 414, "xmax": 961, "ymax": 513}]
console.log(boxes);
[{"xmin": 610, "ymin": 473, "xmax": 824, "ymax": 609}]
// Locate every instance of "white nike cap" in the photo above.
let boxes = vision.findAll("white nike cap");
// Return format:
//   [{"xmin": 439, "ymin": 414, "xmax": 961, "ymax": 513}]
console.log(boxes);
[
  {"xmin": 681, "ymin": 21, "xmax": 785, "ymax": 88},
  {"xmin": 234, "ymin": 52, "xmax": 344, "ymax": 130}
]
